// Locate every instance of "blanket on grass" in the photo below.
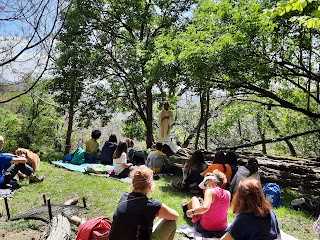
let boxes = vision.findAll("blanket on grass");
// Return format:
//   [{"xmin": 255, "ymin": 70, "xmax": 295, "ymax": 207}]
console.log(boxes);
[
  {"xmin": 0, "ymin": 188, "xmax": 16, "ymax": 200},
  {"xmin": 51, "ymin": 160, "xmax": 132, "ymax": 183},
  {"xmin": 51, "ymin": 160, "xmax": 113, "ymax": 173},
  {"xmin": 178, "ymin": 224, "xmax": 299, "ymax": 240}
]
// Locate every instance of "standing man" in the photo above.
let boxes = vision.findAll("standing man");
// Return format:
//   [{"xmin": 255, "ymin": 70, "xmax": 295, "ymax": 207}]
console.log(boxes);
[{"xmin": 157, "ymin": 103, "xmax": 174, "ymax": 143}]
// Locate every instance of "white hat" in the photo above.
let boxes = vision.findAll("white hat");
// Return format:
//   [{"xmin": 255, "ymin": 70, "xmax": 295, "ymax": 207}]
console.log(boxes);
[{"xmin": 198, "ymin": 175, "xmax": 219, "ymax": 189}]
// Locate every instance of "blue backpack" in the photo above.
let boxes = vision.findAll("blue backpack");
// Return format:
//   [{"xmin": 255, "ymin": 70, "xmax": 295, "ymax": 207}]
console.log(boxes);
[{"xmin": 263, "ymin": 183, "xmax": 283, "ymax": 207}]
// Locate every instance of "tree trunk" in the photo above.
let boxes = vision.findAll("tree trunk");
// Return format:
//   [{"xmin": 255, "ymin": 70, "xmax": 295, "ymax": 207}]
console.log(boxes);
[
  {"xmin": 195, "ymin": 91, "xmax": 205, "ymax": 149},
  {"xmin": 64, "ymin": 102, "xmax": 74, "ymax": 155},
  {"xmin": 204, "ymin": 90, "xmax": 210, "ymax": 150},
  {"xmin": 256, "ymin": 113, "xmax": 267, "ymax": 154},
  {"xmin": 145, "ymin": 86, "xmax": 153, "ymax": 148},
  {"xmin": 267, "ymin": 116, "xmax": 297, "ymax": 157}
]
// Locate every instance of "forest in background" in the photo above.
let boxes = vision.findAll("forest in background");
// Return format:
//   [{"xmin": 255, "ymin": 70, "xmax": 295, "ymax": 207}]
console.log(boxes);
[{"xmin": 0, "ymin": 0, "xmax": 320, "ymax": 157}]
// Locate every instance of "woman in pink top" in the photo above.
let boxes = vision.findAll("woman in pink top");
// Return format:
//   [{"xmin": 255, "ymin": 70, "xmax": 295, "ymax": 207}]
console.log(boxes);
[{"xmin": 182, "ymin": 170, "xmax": 231, "ymax": 237}]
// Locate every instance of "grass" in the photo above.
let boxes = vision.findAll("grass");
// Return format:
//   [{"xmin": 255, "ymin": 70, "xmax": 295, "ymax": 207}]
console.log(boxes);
[{"xmin": 0, "ymin": 159, "xmax": 318, "ymax": 240}]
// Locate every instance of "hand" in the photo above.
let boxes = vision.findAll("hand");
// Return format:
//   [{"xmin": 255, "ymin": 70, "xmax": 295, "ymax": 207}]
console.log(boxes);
[{"xmin": 186, "ymin": 209, "xmax": 194, "ymax": 218}]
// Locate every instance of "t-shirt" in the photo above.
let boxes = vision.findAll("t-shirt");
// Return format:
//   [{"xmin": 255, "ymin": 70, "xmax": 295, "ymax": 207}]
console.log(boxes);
[
  {"xmin": 85, "ymin": 138, "xmax": 99, "ymax": 157},
  {"xmin": 100, "ymin": 141, "xmax": 117, "ymax": 165},
  {"xmin": 201, "ymin": 163, "xmax": 232, "ymax": 189},
  {"xmin": 192, "ymin": 187, "xmax": 230, "ymax": 231},
  {"xmin": 145, "ymin": 150, "xmax": 169, "ymax": 173},
  {"xmin": 0, "ymin": 154, "xmax": 13, "ymax": 184},
  {"xmin": 226, "ymin": 211, "xmax": 280, "ymax": 240},
  {"xmin": 113, "ymin": 152, "xmax": 127, "ymax": 175},
  {"xmin": 109, "ymin": 192, "xmax": 162, "ymax": 240}
]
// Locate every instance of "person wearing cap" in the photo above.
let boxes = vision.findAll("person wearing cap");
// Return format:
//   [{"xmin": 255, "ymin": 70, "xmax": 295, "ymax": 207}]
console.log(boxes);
[
  {"xmin": 109, "ymin": 165, "xmax": 179, "ymax": 240},
  {"xmin": 182, "ymin": 170, "xmax": 231, "ymax": 237}
]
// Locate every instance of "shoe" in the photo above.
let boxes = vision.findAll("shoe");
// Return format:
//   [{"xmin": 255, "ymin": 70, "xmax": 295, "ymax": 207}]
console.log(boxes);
[
  {"xmin": 29, "ymin": 173, "xmax": 44, "ymax": 183},
  {"xmin": 181, "ymin": 199, "xmax": 188, "ymax": 214}
]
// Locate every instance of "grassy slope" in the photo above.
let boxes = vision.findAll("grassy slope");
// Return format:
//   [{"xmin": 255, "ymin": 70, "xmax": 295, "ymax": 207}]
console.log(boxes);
[{"xmin": 0, "ymin": 162, "xmax": 318, "ymax": 240}]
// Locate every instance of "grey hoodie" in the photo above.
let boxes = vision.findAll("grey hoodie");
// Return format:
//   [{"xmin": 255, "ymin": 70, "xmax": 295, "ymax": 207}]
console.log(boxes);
[{"xmin": 230, "ymin": 165, "xmax": 261, "ymax": 195}]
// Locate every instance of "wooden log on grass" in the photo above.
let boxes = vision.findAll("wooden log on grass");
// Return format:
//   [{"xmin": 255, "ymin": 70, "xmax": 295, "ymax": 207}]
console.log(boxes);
[{"xmin": 47, "ymin": 214, "xmax": 70, "ymax": 240}]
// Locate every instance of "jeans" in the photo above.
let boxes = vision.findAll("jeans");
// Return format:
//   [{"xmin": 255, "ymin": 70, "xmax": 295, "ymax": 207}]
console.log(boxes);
[{"xmin": 3, "ymin": 163, "xmax": 33, "ymax": 185}]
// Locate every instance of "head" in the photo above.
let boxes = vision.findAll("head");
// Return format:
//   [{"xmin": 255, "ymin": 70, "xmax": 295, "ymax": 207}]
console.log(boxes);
[
  {"xmin": 15, "ymin": 148, "xmax": 28, "ymax": 157},
  {"xmin": 225, "ymin": 151, "xmax": 238, "ymax": 166},
  {"xmin": 231, "ymin": 177, "xmax": 271, "ymax": 217},
  {"xmin": 189, "ymin": 150, "xmax": 205, "ymax": 165},
  {"xmin": 126, "ymin": 138, "xmax": 134, "ymax": 148},
  {"xmin": 246, "ymin": 158, "xmax": 259, "ymax": 175},
  {"xmin": 0, "ymin": 136, "xmax": 3, "ymax": 151},
  {"xmin": 113, "ymin": 141, "xmax": 128, "ymax": 159},
  {"xmin": 108, "ymin": 134, "xmax": 117, "ymax": 143},
  {"xmin": 131, "ymin": 165, "xmax": 155, "ymax": 195},
  {"xmin": 214, "ymin": 151, "xmax": 225, "ymax": 164},
  {"xmin": 198, "ymin": 169, "xmax": 227, "ymax": 189},
  {"xmin": 163, "ymin": 102, "xmax": 169, "ymax": 111},
  {"xmin": 155, "ymin": 142, "xmax": 163, "ymax": 151},
  {"xmin": 91, "ymin": 130, "xmax": 101, "ymax": 140}
]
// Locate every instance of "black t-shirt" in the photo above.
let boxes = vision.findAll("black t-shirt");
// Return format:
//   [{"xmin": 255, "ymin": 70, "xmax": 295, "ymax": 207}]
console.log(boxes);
[
  {"xmin": 109, "ymin": 192, "xmax": 162, "ymax": 240},
  {"xmin": 227, "ymin": 211, "xmax": 280, "ymax": 240}
]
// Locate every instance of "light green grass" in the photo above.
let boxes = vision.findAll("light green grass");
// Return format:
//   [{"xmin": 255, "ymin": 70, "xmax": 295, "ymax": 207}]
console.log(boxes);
[{"xmin": 0, "ymin": 161, "xmax": 318, "ymax": 240}]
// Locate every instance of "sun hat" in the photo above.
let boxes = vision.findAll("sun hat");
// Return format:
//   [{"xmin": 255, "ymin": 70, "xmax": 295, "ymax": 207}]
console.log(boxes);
[{"xmin": 198, "ymin": 175, "xmax": 220, "ymax": 189}]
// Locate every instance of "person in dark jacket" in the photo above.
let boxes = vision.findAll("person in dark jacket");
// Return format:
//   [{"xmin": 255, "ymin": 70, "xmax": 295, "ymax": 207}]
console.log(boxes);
[{"xmin": 100, "ymin": 134, "xmax": 117, "ymax": 165}]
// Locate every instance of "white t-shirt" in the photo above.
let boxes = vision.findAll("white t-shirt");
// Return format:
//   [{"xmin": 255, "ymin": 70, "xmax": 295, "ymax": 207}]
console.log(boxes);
[{"xmin": 113, "ymin": 152, "xmax": 127, "ymax": 175}]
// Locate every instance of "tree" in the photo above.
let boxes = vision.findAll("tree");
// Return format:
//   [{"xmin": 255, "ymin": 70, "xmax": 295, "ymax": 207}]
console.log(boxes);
[
  {"xmin": 164, "ymin": 0, "xmax": 320, "ymax": 152},
  {"xmin": 89, "ymin": 0, "xmax": 196, "ymax": 148},
  {"xmin": 0, "ymin": 0, "xmax": 70, "ymax": 103},
  {"xmin": 49, "ymin": 0, "xmax": 104, "ymax": 154}
]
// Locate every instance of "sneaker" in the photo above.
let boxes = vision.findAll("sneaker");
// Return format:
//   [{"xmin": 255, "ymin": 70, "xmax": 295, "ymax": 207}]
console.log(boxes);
[
  {"xmin": 181, "ymin": 199, "xmax": 188, "ymax": 215},
  {"xmin": 29, "ymin": 173, "xmax": 44, "ymax": 183}
]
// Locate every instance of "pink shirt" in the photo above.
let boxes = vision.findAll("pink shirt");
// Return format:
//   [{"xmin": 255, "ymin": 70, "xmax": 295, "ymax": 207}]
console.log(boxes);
[{"xmin": 192, "ymin": 187, "xmax": 230, "ymax": 231}]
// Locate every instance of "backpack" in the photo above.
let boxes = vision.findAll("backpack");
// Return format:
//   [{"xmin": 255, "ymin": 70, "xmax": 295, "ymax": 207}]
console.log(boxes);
[
  {"xmin": 71, "ymin": 148, "xmax": 86, "ymax": 165},
  {"xmin": 76, "ymin": 216, "xmax": 112, "ymax": 240},
  {"xmin": 263, "ymin": 183, "xmax": 283, "ymax": 207}
]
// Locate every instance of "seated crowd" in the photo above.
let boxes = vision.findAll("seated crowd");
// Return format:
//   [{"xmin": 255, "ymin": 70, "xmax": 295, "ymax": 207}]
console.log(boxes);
[{"xmin": 1, "ymin": 130, "xmax": 283, "ymax": 240}]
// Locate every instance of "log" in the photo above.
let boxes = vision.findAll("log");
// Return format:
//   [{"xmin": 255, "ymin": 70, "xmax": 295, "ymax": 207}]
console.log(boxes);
[
  {"xmin": 170, "ymin": 150, "xmax": 320, "ymax": 201},
  {"xmin": 47, "ymin": 214, "xmax": 70, "ymax": 240},
  {"xmin": 63, "ymin": 196, "xmax": 86, "ymax": 226}
]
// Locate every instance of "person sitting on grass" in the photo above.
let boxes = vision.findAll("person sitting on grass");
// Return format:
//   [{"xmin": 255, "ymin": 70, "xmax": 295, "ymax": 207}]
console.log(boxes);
[
  {"xmin": 230, "ymin": 158, "xmax": 260, "ymax": 195},
  {"xmin": 85, "ymin": 129, "xmax": 101, "ymax": 162},
  {"xmin": 225, "ymin": 151, "xmax": 238, "ymax": 181},
  {"xmin": 126, "ymin": 138, "xmax": 145, "ymax": 165},
  {"xmin": 182, "ymin": 170, "xmax": 231, "ymax": 238},
  {"xmin": 113, "ymin": 141, "xmax": 133, "ymax": 178},
  {"xmin": 109, "ymin": 165, "xmax": 179, "ymax": 240},
  {"xmin": 173, "ymin": 150, "xmax": 208, "ymax": 192},
  {"xmin": 146, "ymin": 142, "xmax": 171, "ymax": 173},
  {"xmin": 0, "ymin": 136, "xmax": 44, "ymax": 188},
  {"xmin": 201, "ymin": 151, "xmax": 232, "ymax": 189},
  {"xmin": 100, "ymin": 134, "xmax": 118, "ymax": 165},
  {"xmin": 220, "ymin": 177, "xmax": 282, "ymax": 240}
]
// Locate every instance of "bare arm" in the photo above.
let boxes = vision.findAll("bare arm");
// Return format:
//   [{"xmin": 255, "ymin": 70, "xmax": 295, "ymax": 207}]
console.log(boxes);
[
  {"xmin": 122, "ymin": 163, "xmax": 133, "ymax": 168},
  {"xmin": 220, "ymin": 232, "xmax": 235, "ymax": 240},
  {"xmin": 11, "ymin": 156, "xmax": 27, "ymax": 163},
  {"xmin": 186, "ymin": 189, "xmax": 215, "ymax": 217},
  {"xmin": 157, "ymin": 203, "xmax": 179, "ymax": 221}
]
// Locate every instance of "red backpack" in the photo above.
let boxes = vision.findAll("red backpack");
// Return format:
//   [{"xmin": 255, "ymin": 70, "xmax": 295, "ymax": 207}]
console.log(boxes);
[{"xmin": 76, "ymin": 216, "xmax": 112, "ymax": 240}]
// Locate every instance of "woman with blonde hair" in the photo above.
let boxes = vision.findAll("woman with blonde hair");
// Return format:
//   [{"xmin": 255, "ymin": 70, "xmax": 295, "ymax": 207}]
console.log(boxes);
[
  {"xmin": 109, "ymin": 165, "xmax": 179, "ymax": 240},
  {"xmin": 182, "ymin": 170, "xmax": 231, "ymax": 237},
  {"xmin": 221, "ymin": 177, "xmax": 282, "ymax": 240}
]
